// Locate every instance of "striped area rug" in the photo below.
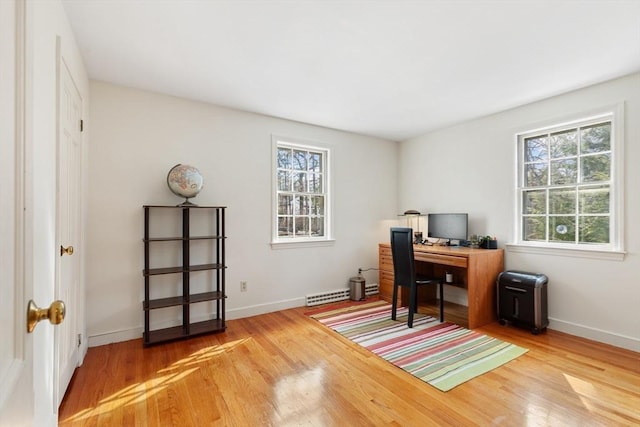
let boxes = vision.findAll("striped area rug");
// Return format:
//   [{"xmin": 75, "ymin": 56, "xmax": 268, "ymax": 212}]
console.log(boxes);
[{"xmin": 309, "ymin": 300, "xmax": 528, "ymax": 392}]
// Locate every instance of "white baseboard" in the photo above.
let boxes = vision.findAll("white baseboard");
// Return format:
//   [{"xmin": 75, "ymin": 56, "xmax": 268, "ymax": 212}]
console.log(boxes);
[
  {"xmin": 548, "ymin": 318, "xmax": 640, "ymax": 352},
  {"xmin": 226, "ymin": 297, "xmax": 305, "ymax": 320},
  {"xmin": 87, "ymin": 297, "xmax": 639, "ymax": 353},
  {"xmin": 441, "ymin": 288, "xmax": 638, "ymax": 352},
  {"xmin": 86, "ymin": 296, "xmax": 306, "ymax": 347},
  {"xmin": 88, "ymin": 326, "xmax": 143, "ymax": 347}
]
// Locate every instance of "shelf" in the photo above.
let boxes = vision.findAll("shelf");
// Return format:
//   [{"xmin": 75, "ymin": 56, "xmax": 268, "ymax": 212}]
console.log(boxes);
[
  {"xmin": 189, "ymin": 291, "xmax": 226, "ymax": 304},
  {"xmin": 191, "ymin": 236, "xmax": 225, "ymax": 240},
  {"xmin": 144, "ymin": 295, "xmax": 184, "ymax": 310},
  {"xmin": 144, "ymin": 235, "xmax": 225, "ymax": 242},
  {"xmin": 143, "ymin": 204, "xmax": 226, "ymax": 346},
  {"xmin": 144, "ymin": 263, "xmax": 225, "ymax": 276},
  {"xmin": 189, "ymin": 263, "xmax": 225, "ymax": 272},
  {"xmin": 144, "ymin": 291, "xmax": 226, "ymax": 310},
  {"xmin": 143, "ymin": 325, "xmax": 186, "ymax": 345},
  {"xmin": 190, "ymin": 318, "xmax": 226, "ymax": 335},
  {"xmin": 143, "ymin": 205, "xmax": 227, "ymax": 209},
  {"xmin": 143, "ymin": 318, "xmax": 226, "ymax": 346}
]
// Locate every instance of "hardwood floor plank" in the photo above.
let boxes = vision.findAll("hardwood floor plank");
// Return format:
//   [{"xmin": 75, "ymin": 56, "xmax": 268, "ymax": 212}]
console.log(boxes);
[{"xmin": 59, "ymin": 303, "xmax": 640, "ymax": 426}]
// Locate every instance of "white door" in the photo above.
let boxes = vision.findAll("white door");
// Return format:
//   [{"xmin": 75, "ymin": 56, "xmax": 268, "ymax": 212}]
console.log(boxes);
[
  {"xmin": 0, "ymin": 0, "xmax": 49, "ymax": 425},
  {"xmin": 55, "ymin": 58, "xmax": 83, "ymax": 407}
]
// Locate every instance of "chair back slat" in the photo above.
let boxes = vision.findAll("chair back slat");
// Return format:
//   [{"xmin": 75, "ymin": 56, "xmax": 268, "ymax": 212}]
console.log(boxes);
[{"xmin": 390, "ymin": 227, "xmax": 416, "ymax": 288}]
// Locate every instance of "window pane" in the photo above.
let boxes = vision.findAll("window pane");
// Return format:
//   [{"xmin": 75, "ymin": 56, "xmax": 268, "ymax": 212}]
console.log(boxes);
[
  {"xmin": 523, "ymin": 190, "xmax": 546, "ymax": 215},
  {"xmin": 524, "ymin": 136, "xmax": 548, "ymax": 162},
  {"xmin": 549, "ymin": 188, "xmax": 575, "ymax": 215},
  {"xmin": 579, "ymin": 185, "xmax": 609, "ymax": 214},
  {"xmin": 581, "ymin": 123, "xmax": 610, "ymax": 154},
  {"xmin": 550, "ymin": 159, "xmax": 577, "ymax": 185},
  {"xmin": 277, "ymin": 171, "xmax": 291, "ymax": 191},
  {"xmin": 525, "ymin": 163, "xmax": 548, "ymax": 187},
  {"xmin": 277, "ymin": 147, "xmax": 291, "ymax": 169},
  {"xmin": 293, "ymin": 150, "xmax": 307, "ymax": 170},
  {"xmin": 310, "ymin": 217, "xmax": 324, "ymax": 237},
  {"xmin": 310, "ymin": 196, "xmax": 324, "ymax": 216},
  {"xmin": 295, "ymin": 217, "xmax": 309, "ymax": 236},
  {"xmin": 278, "ymin": 217, "xmax": 292, "ymax": 237},
  {"xmin": 523, "ymin": 216, "xmax": 546, "ymax": 241},
  {"xmin": 549, "ymin": 216, "xmax": 575, "ymax": 242},
  {"xmin": 579, "ymin": 216, "xmax": 609, "ymax": 244},
  {"xmin": 550, "ymin": 129, "xmax": 577, "ymax": 158},
  {"xmin": 581, "ymin": 153, "xmax": 610, "ymax": 183},
  {"xmin": 294, "ymin": 195, "xmax": 309, "ymax": 215},
  {"xmin": 308, "ymin": 152, "xmax": 322, "ymax": 172},
  {"xmin": 309, "ymin": 173, "xmax": 322, "ymax": 193},
  {"xmin": 293, "ymin": 172, "xmax": 307, "ymax": 192},
  {"xmin": 278, "ymin": 194, "xmax": 293, "ymax": 215}
]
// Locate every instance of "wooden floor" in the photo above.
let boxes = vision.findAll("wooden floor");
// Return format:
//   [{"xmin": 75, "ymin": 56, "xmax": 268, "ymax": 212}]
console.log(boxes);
[{"xmin": 59, "ymin": 301, "xmax": 640, "ymax": 426}]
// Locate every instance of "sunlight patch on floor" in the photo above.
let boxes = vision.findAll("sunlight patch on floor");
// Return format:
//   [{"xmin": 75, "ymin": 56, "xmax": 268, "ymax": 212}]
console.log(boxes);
[
  {"xmin": 563, "ymin": 372, "xmax": 600, "ymax": 411},
  {"xmin": 518, "ymin": 373, "xmax": 602, "ymax": 426},
  {"xmin": 62, "ymin": 338, "xmax": 250, "ymax": 423},
  {"xmin": 157, "ymin": 338, "xmax": 252, "ymax": 373},
  {"xmin": 272, "ymin": 365, "xmax": 326, "ymax": 425}
]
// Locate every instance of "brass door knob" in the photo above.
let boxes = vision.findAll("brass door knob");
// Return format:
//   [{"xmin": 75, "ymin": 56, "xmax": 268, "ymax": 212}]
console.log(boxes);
[
  {"xmin": 27, "ymin": 300, "xmax": 66, "ymax": 333},
  {"xmin": 60, "ymin": 245, "xmax": 74, "ymax": 256}
]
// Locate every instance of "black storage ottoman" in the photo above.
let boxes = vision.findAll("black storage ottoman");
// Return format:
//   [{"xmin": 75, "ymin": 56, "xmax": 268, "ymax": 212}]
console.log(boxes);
[{"xmin": 497, "ymin": 270, "xmax": 548, "ymax": 334}]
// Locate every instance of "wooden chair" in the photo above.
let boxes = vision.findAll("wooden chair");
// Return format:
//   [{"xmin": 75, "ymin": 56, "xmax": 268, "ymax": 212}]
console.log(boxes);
[{"xmin": 390, "ymin": 227, "xmax": 444, "ymax": 327}]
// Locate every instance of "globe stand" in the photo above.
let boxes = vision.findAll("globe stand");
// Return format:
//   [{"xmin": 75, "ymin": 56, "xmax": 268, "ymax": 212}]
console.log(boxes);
[{"xmin": 177, "ymin": 198, "xmax": 197, "ymax": 207}]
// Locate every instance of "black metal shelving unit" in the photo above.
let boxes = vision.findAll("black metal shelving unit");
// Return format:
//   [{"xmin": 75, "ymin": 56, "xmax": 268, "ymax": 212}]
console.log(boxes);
[{"xmin": 142, "ymin": 205, "xmax": 226, "ymax": 346}]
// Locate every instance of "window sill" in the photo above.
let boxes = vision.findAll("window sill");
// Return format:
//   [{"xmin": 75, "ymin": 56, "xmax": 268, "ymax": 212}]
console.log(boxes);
[
  {"xmin": 271, "ymin": 239, "xmax": 336, "ymax": 250},
  {"xmin": 505, "ymin": 243, "xmax": 626, "ymax": 261}
]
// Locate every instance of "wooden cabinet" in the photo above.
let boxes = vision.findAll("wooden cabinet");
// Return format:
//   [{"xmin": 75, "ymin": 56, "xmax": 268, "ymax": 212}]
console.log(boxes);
[
  {"xmin": 378, "ymin": 243, "xmax": 504, "ymax": 329},
  {"xmin": 143, "ymin": 205, "xmax": 226, "ymax": 346}
]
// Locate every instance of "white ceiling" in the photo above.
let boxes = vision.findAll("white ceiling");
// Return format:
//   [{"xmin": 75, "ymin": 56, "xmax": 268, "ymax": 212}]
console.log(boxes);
[{"xmin": 61, "ymin": 0, "xmax": 640, "ymax": 141}]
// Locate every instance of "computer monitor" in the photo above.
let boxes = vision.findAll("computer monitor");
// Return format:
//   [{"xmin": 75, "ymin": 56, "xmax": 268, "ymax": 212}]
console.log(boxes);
[{"xmin": 427, "ymin": 213, "xmax": 468, "ymax": 245}]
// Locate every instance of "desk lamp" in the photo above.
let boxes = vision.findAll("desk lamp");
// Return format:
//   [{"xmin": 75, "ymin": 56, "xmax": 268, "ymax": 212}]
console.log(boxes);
[{"xmin": 399, "ymin": 210, "xmax": 424, "ymax": 243}]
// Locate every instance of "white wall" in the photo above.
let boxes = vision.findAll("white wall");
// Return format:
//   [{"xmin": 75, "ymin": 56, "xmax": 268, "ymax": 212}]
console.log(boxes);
[
  {"xmin": 399, "ymin": 73, "xmax": 640, "ymax": 351},
  {"xmin": 86, "ymin": 82, "xmax": 397, "ymax": 345}
]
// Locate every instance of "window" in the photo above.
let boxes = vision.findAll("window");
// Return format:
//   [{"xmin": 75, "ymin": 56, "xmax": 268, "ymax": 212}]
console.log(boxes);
[
  {"xmin": 516, "ymin": 107, "xmax": 623, "ymax": 255},
  {"xmin": 272, "ymin": 136, "xmax": 332, "ymax": 247}
]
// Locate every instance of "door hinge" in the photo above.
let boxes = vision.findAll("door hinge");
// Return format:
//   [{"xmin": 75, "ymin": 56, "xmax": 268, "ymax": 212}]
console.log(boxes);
[
  {"xmin": 80, "ymin": 119, "xmax": 84, "ymax": 132},
  {"xmin": 77, "ymin": 333, "xmax": 82, "ymax": 347}
]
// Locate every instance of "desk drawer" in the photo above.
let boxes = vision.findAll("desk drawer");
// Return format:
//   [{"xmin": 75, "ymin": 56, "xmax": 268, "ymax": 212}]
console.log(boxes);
[
  {"xmin": 379, "ymin": 245, "xmax": 393, "ymax": 272},
  {"xmin": 414, "ymin": 252, "xmax": 467, "ymax": 268},
  {"xmin": 379, "ymin": 245, "xmax": 392, "ymax": 259},
  {"xmin": 378, "ymin": 269, "xmax": 395, "ymax": 301}
]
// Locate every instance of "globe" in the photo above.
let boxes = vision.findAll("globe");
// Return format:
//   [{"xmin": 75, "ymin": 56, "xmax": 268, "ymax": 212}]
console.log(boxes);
[{"xmin": 167, "ymin": 164, "xmax": 204, "ymax": 205}]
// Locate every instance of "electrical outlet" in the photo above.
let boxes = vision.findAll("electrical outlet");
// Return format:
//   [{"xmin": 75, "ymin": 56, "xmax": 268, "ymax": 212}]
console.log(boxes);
[{"xmin": 240, "ymin": 281, "xmax": 247, "ymax": 292}]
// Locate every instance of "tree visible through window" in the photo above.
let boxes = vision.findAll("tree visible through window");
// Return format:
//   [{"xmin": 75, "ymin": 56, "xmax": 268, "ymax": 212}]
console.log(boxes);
[
  {"xmin": 519, "ymin": 119, "xmax": 613, "ymax": 246},
  {"xmin": 275, "ymin": 141, "xmax": 328, "ymax": 240}
]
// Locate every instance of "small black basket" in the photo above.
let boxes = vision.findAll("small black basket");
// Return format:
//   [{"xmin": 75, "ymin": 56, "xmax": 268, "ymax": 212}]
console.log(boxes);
[{"xmin": 480, "ymin": 239, "xmax": 498, "ymax": 249}]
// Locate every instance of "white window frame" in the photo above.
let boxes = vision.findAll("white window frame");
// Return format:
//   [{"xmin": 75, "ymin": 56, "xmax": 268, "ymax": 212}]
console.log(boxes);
[
  {"xmin": 271, "ymin": 135, "xmax": 334, "ymax": 249},
  {"xmin": 510, "ymin": 104, "xmax": 625, "ymax": 261}
]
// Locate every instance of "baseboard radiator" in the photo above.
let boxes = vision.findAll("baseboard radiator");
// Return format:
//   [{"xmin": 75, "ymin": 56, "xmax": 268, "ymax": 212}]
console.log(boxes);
[{"xmin": 305, "ymin": 283, "xmax": 379, "ymax": 307}]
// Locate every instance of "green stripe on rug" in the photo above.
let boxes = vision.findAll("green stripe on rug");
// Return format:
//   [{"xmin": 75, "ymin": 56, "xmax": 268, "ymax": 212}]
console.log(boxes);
[
  {"xmin": 309, "ymin": 302, "xmax": 528, "ymax": 392},
  {"xmin": 427, "ymin": 344, "xmax": 528, "ymax": 391}
]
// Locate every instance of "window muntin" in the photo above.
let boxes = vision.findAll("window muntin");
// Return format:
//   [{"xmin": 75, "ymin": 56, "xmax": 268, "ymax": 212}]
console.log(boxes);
[
  {"xmin": 274, "ymin": 140, "xmax": 329, "ymax": 242},
  {"xmin": 518, "ymin": 119, "xmax": 614, "ymax": 247}
]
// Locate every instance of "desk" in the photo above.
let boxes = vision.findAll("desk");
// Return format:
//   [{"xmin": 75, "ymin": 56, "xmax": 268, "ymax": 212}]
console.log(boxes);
[{"xmin": 378, "ymin": 244, "xmax": 504, "ymax": 329}]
